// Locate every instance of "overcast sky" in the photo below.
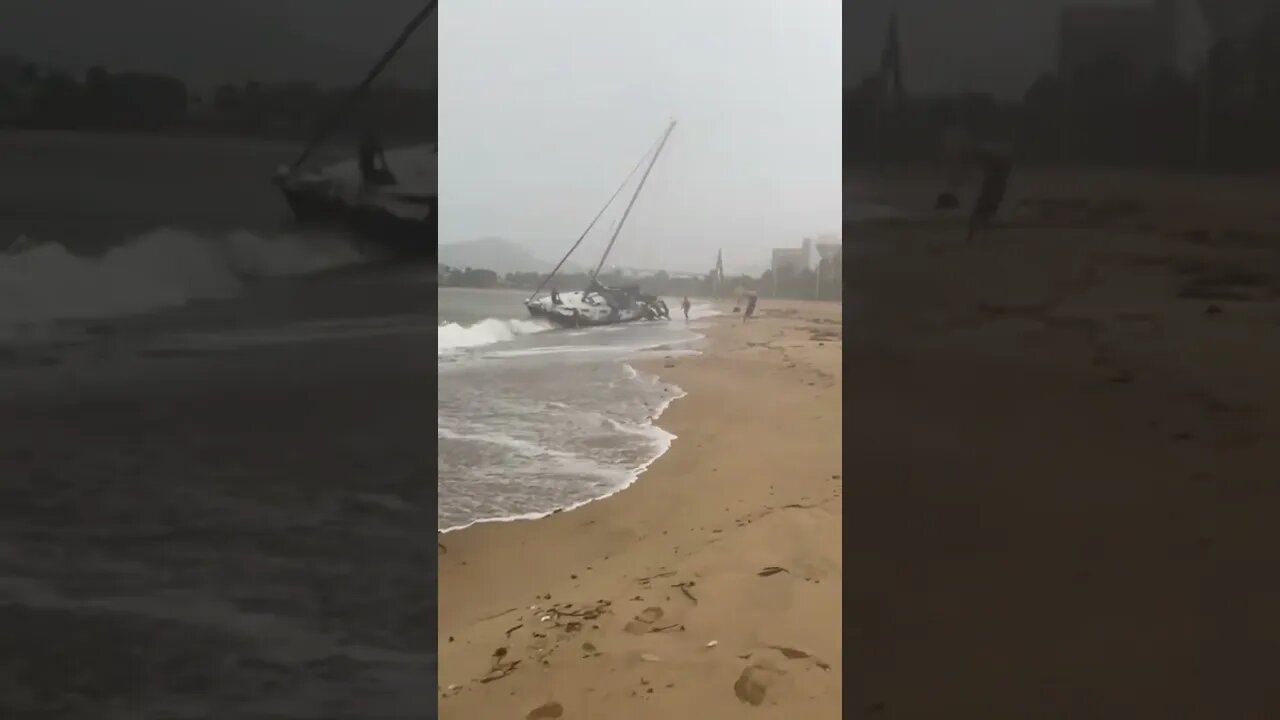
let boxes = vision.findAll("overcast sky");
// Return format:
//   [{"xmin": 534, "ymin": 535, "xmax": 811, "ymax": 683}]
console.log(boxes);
[{"xmin": 438, "ymin": 0, "xmax": 841, "ymax": 274}]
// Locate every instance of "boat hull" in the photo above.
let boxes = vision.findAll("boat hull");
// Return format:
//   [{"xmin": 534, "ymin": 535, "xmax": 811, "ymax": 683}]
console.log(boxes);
[
  {"xmin": 279, "ymin": 183, "xmax": 435, "ymax": 261},
  {"xmin": 526, "ymin": 300, "xmax": 667, "ymax": 327}
]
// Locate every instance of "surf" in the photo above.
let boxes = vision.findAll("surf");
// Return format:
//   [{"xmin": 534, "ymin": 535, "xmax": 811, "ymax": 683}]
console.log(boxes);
[
  {"xmin": 0, "ymin": 228, "xmax": 362, "ymax": 338},
  {"xmin": 437, "ymin": 316, "xmax": 552, "ymax": 355}
]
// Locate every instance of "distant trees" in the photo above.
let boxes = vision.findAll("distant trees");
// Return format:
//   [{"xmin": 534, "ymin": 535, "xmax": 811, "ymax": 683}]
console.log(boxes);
[
  {"xmin": 489, "ymin": 258, "xmax": 841, "ymax": 302},
  {"xmin": 0, "ymin": 56, "xmax": 435, "ymax": 143},
  {"xmin": 440, "ymin": 266, "xmax": 499, "ymax": 288}
]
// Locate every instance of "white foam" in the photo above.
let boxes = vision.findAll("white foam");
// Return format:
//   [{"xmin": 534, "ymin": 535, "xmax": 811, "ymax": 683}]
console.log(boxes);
[
  {"xmin": 439, "ymin": 368, "xmax": 687, "ymax": 534},
  {"xmin": 0, "ymin": 228, "xmax": 361, "ymax": 338},
  {"xmin": 437, "ymin": 316, "xmax": 551, "ymax": 355}
]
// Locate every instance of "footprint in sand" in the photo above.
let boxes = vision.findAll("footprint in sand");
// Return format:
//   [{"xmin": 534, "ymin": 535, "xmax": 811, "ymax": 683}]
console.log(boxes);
[
  {"xmin": 526, "ymin": 700, "xmax": 564, "ymax": 719},
  {"xmin": 624, "ymin": 606, "xmax": 665, "ymax": 634},
  {"xmin": 734, "ymin": 661, "xmax": 783, "ymax": 706}
]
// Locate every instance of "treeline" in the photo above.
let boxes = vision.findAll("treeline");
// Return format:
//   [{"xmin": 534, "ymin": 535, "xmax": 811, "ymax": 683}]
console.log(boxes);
[
  {"xmin": 0, "ymin": 58, "xmax": 435, "ymax": 142},
  {"xmin": 496, "ymin": 253, "xmax": 844, "ymax": 302},
  {"xmin": 502, "ymin": 270, "xmax": 720, "ymax": 298},
  {"xmin": 439, "ymin": 266, "xmax": 500, "ymax": 288},
  {"xmin": 847, "ymin": 11, "xmax": 1280, "ymax": 172}
]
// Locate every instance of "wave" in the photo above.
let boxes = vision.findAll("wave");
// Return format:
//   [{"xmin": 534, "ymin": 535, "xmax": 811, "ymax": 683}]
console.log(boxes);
[
  {"xmin": 438, "ymin": 379, "xmax": 686, "ymax": 534},
  {"xmin": 0, "ymin": 228, "xmax": 361, "ymax": 337},
  {"xmin": 437, "ymin": 316, "xmax": 551, "ymax": 355}
]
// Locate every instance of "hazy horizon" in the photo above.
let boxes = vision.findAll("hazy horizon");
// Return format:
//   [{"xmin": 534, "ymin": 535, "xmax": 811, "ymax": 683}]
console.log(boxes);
[{"xmin": 438, "ymin": 0, "xmax": 841, "ymax": 275}]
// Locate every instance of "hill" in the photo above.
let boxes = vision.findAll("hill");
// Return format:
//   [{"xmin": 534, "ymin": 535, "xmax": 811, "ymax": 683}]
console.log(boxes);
[{"xmin": 438, "ymin": 238, "xmax": 578, "ymax": 276}]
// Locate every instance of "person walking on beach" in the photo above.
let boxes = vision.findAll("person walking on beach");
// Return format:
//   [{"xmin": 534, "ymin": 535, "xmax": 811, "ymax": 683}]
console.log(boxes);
[
  {"xmin": 743, "ymin": 291, "xmax": 757, "ymax": 323},
  {"xmin": 936, "ymin": 127, "xmax": 1012, "ymax": 243},
  {"xmin": 681, "ymin": 296, "xmax": 691, "ymax": 322}
]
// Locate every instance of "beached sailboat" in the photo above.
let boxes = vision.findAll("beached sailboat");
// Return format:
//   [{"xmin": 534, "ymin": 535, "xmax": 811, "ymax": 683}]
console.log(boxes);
[
  {"xmin": 525, "ymin": 120, "xmax": 677, "ymax": 328},
  {"xmin": 274, "ymin": 1, "xmax": 436, "ymax": 259}
]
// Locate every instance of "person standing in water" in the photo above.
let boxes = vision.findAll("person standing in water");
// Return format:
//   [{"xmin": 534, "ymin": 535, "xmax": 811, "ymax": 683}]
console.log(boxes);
[
  {"xmin": 681, "ymin": 296, "xmax": 691, "ymax": 322},
  {"xmin": 937, "ymin": 128, "xmax": 1012, "ymax": 243},
  {"xmin": 358, "ymin": 130, "xmax": 398, "ymax": 187},
  {"xmin": 743, "ymin": 291, "xmax": 758, "ymax": 323}
]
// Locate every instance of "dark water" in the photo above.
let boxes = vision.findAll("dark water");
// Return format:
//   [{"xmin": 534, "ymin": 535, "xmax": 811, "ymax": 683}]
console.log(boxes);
[{"xmin": 0, "ymin": 132, "xmax": 435, "ymax": 718}]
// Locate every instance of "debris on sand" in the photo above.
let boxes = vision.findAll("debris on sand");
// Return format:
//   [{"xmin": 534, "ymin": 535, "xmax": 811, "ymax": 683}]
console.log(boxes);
[
  {"xmin": 478, "ymin": 659, "xmax": 521, "ymax": 684},
  {"xmin": 769, "ymin": 645, "xmax": 831, "ymax": 670},
  {"xmin": 757, "ymin": 566, "xmax": 789, "ymax": 577},
  {"xmin": 672, "ymin": 580, "xmax": 698, "ymax": 604}
]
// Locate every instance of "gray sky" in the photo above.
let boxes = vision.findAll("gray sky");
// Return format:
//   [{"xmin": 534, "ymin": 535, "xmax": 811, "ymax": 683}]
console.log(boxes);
[{"xmin": 438, "ymin": 0, "xmax": 841, "ymax": 274}]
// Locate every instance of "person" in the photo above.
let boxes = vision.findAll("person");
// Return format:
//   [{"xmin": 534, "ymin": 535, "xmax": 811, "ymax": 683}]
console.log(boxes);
[
  {"xmin": 358, "ymin": 130, "xmax": 398, "ymax": 187},
  {"xmin": 551, "ymin": 288, "xmax": 561, "ymax": 305},
  {"xmin": 743, "ymin": 291, "xmax": 757, "ymax": 323},
  {"xmin": 681, "ymin": 296, "xmax": 691, "ymax": 322},
  {"xmin": 937, "ymin": 128, "xmax": 1012, "ymax": 243}
]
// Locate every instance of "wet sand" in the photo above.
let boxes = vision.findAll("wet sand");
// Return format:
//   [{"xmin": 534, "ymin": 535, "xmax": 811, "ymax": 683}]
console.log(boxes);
[
  {"xmin": 0, "ymin": 332, "xmax": 436, "ymax": 719},
  {"xmin": 437, "ymin": 302, "xmax": 843, "ymax": 719},
  {"xmin": 844, "ymin": 176, "xmax": 1280, "ymax": 716}
]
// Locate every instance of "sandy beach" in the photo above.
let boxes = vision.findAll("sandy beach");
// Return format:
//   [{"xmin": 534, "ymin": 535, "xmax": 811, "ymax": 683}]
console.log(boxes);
[
  {"xmin": 437, "ymin": 302, "xmax": 843, "ymax": 718},
  {"xmin": 845, "ymin": 171, "xmax": 1280, "ymax": 716}
]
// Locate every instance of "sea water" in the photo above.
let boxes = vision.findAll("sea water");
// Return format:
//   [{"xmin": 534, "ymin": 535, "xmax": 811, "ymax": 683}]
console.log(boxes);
[{"xmin": 438, "ymin": 286, "xmax": 716, "ymax": 531}]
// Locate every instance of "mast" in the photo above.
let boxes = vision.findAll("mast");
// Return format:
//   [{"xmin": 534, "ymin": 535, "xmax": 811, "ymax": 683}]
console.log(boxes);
[
  {"xmin": 588, "ymin": 120, "xmax": 677, "ymax": 287},
  {"xmin": 287, "ymin": 0, "xmax": 436, "ymax": 175},
  {"xmin": 527, "ymin": 132, "xmax": 665, "ymax": 301}
]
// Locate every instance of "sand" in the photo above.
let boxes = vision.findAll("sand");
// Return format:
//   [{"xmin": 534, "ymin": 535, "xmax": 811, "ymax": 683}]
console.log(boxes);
[
  {"xmin": 437, "ymin": 302, "xmax": 844, "ymax": 718},
  {"xmin": 844, "ymin": 171, "xmax": 1280, "ymax": 716}
]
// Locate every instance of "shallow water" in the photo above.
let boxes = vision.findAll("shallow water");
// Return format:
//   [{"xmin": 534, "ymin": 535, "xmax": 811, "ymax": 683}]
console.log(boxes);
[{"xmin": 438, "ymin": 286, "xmax": 713, "ymax": 530}]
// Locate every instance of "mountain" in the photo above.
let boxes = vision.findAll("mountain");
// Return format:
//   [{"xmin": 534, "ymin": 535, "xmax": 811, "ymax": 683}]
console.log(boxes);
[
  {"xmin": 0, "ymin": 0, "xmax": 434, "ymax": 90},
  {"xmin": 439, "ymin": 238, "xmax": 579, "ymax": 276}
]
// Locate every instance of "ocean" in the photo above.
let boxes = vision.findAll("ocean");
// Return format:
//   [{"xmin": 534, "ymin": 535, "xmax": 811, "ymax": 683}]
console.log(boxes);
[
  {"xmin": 438, "ymin": 287, "xmax": 714, "ymax": 531},
  {"xmin": 0, "ymin": 131, "xmax": 435, "ymax": 716}
]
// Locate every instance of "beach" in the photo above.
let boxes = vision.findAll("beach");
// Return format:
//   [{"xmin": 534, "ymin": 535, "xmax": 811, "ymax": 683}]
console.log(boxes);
[
  {"xmin": 844, "ymin": 170, "xmax": 1280, "ymax": 716},
  {"xmin": 437, "ymin": 288, "xmax": 702, "ymax": 533},
  {"xmin": 437, "ymin": 300, "xmax": 843, "ymax": 718}
]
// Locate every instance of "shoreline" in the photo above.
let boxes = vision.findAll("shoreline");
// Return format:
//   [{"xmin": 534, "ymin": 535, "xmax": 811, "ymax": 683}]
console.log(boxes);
[
  {"xmin": 437, "ymin": 310, "xmax": 712, "ymax": 532},
  {"xmin": 437, "ymin": 300, "xmax": 843, "ymax": 718},
  {"xmin": 437, "ymin": 367, "xmax": 688, "ymax": 535}
]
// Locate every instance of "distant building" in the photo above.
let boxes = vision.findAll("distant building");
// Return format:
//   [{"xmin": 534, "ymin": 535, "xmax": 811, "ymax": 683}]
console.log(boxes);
[
  {"xmin": 814, "ymin": 234, "xmax": 842, "ymax": 266},
  {"xmin": 1058, "ymin": 0, "xmax": 1179, "ymax": 80},
  {"xmin": 1195, "ymin": 0, "xmax": 1275, "ymax": 40},
  {"xmin": 771, "ymin": 238, "xmax": 813, "ymax": 276}
]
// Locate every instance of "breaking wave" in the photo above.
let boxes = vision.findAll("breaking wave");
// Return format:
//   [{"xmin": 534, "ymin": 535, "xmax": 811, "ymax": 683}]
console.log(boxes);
[
  {"xmin": 437, "ymin": 316, "xmax": 552, "ymax": 355},
  {"xmin": 0, "ymin": 228, "xmax": 361, "ymax": 337}
]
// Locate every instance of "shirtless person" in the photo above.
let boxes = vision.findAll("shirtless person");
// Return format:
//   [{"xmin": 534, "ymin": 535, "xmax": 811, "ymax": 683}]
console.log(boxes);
[{"xmin": 937, "ymin": 128, "xmax": 1012, "ymax": 243}]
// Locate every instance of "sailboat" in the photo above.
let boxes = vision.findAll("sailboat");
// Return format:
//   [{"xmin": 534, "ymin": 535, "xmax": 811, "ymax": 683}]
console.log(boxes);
[
  {"xmin": 273, "ymin": 1, "xmax": 436, "ymax": 259},
  {"xmin": 524, "ymin": 120, "xmax": 677, "ymax": 328}
]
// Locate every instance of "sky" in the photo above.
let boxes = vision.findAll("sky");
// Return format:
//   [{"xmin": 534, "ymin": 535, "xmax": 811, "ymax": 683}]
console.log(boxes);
[{"xmin": 438, "ymin": 0, "xmax": 842, "ymax": 275}]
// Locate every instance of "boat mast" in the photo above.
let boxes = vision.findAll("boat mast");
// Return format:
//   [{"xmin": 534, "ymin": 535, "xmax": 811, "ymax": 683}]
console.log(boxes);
[
  {"xmin": 287, "ymin": 0, "xmax": 437, "ymax": 175},
  {"xmin": 527, "ymin": 133, "xmax": 664, "ymax": 302},
  {"xmin": 587, "ymin": 120, "xmax": 677, "ymax": 288}
]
